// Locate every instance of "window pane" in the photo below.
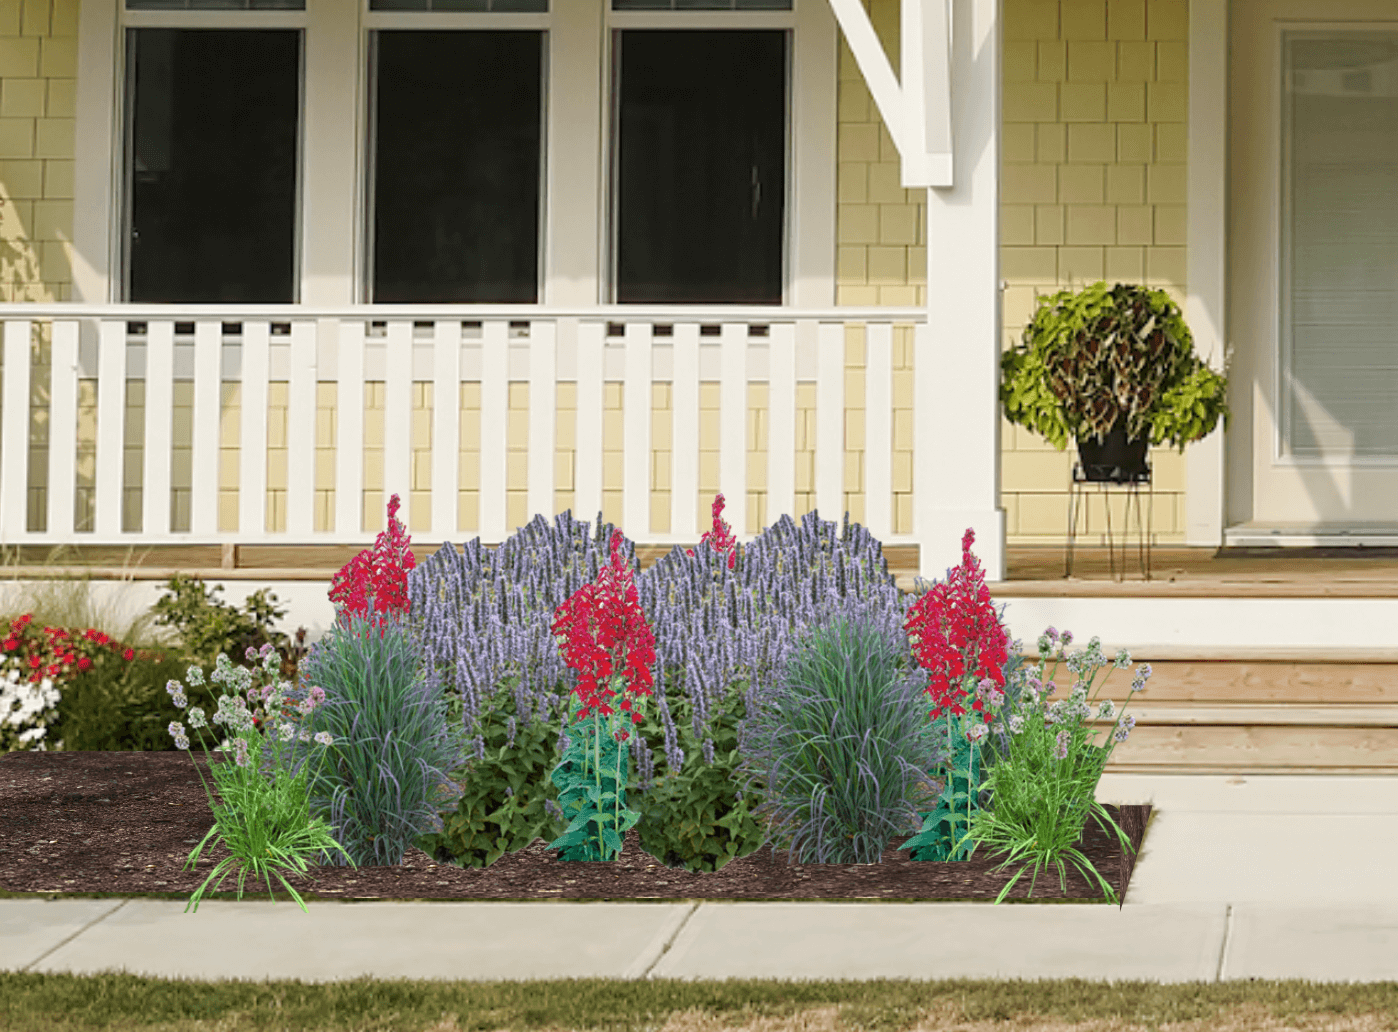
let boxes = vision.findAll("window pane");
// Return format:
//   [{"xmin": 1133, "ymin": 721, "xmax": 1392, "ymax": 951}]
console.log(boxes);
[
  {"xmin": 125, "ymin": 29, "xmax": 300, "ymax": 303},
  {"xmin": 127, "ymin": 1, "xmax": 305, "ymax": 9},
  {"xmin": 370, "ymin": 0, "xmax": 546, "ymax": 9},
  {"xmin": 370, "ymin": 31, "xmax": 543, "ymax": 303},
  {"xmin": 613, "ymin": 1, "xmax": 791, "ymax": 10},
  {"xmin": 614, "ymin": 30, "xmax": 786, "ymax": 304}
]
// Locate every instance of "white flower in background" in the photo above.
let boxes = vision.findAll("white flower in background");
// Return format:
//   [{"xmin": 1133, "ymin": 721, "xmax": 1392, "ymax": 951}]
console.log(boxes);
[{"xmin": 0, "ymin": 662, "xmax": 60, "ymax": 753}]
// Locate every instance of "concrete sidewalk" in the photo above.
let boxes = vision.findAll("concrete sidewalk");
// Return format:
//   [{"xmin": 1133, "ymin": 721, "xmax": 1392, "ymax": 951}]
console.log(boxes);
[{"xmin": 2, "ymin": 774, "xmax": 1395, "ymax": 986}]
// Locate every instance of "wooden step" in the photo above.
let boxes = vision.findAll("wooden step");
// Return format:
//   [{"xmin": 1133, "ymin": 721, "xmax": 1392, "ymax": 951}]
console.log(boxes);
[{"xmin": 1016, "ymin": 658, "xmax": 1398, "ymax": 774}]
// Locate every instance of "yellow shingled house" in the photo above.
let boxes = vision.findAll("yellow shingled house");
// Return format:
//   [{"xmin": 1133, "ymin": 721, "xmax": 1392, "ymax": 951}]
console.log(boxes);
[{"xmin": 0, "ymin": 0, "xmax": 1394, "ymax": 597}]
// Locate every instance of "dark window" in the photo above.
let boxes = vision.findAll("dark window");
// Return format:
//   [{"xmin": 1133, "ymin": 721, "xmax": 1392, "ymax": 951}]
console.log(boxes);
[
  {"xmin": 370, "ymin": 32, "xmax": 543, "ymax": 303},
  {"xmin": 613, "ymin": 1, "xmax": 790, "ymax": 8},
  {"xmin": 124, "ymin": 29, "xmax": 301, "ymax": 303},
  {"xmin": 613, "ymin": 30, "xmax": 787, "ymax": 305},
  {"xmin": 370, "ymin": 0, "xmax": 546, "ymax": 9},
  {"xmin": 127, "ymin": 1, "xmax": 303, "ymax": 8}
]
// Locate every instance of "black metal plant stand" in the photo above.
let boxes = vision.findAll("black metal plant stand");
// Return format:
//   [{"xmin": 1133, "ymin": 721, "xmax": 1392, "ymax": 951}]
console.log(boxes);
[{"xmin": 1064, "ymin": 462, "xmax": 1153, "ymax": 581}]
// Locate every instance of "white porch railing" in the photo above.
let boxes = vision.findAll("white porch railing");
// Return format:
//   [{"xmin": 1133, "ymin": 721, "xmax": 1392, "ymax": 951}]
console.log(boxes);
[{"xmin": 0, "ymin": 304, "xmax": 929, "ymax": 555}]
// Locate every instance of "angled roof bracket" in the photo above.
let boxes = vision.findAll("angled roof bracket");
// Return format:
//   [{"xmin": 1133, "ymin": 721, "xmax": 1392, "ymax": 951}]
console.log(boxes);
[{"xmin": 825, "ymin": 0, "xmax": 954, "ymax": 188}]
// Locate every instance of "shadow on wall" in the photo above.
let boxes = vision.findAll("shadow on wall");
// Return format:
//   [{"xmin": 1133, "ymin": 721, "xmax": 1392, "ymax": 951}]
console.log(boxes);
[{"xmin": 0, "ymin": 185, "xmax": 59, "ymax": 302}]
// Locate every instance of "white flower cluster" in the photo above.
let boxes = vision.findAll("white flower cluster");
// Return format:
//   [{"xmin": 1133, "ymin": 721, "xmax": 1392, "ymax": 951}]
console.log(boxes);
[{"xmin": 0, "ymin": 659, "xmax": 61, "ymax": 751}]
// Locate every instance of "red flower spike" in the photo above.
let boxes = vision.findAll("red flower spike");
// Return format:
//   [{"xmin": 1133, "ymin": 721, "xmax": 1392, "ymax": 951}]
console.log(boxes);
[
  {"xmin": 552, "ymin": 528, "xmax": 656, "ymax": 724},
  {"xmin": 904, "ymin": 528, "xmax": 1011, "ymax": 727},
  {"xmin": 329, "ymin": 493, "xmax": 416, "ymax": 634},
  {"xmin": 685, "ymin": 493, "xmax": 739, "ymax": 570}
]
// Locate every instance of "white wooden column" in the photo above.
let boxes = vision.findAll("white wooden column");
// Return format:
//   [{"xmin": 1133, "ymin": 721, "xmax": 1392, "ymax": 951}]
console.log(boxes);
[
  {"xmin": 301, "ymin": 0, "xmax": 362, "ymax": 304},
  {"xmin": 915, "ymin": 0, "xmax": 1006, "ymax": 583},
  {"xmin": 72, "ymin": 0, "xmax": 118, "ymax": 303},
  {"xmin": 545, "ymin": 0, "xmax": 604, "ymax": 306},
  {"xmin": 1186, "ymin": 0, "xmax": 1227, "ymax": 547},
  {"xmin": 0, "ymin": 321, "xmax": 32, "ymax": 538}
]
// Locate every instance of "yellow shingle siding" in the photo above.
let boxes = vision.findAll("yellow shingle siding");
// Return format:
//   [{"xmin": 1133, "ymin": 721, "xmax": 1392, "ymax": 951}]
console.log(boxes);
[
  {"xmin": 1000, "ymin": 0, "xmax": 1188, "ymax": 546},
  {"xmin": 0, "ymin": 0, "xmax": 75, "ymax": 303},
  {"xmin": 836, "ymin": 0, "xmax": 924, "ymax": 309},
  {"xmin": 835, "ymin": 0, "xmax": 1190, "ymax": 547}
]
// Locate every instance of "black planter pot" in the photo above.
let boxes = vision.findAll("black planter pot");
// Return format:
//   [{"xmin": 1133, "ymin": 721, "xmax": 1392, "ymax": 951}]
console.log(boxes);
[{"xmin": 1075, "ymin": 416, "xmax": 1150, "ymax": 483}]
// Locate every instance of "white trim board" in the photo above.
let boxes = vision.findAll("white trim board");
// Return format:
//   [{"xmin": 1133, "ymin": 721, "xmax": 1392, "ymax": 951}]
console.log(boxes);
[{"xmin": 1, "ymin": 578, "xmax": 1390, "ymax": 657}]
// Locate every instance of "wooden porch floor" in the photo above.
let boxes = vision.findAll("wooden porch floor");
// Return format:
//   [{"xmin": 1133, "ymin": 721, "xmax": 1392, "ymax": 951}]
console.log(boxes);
[{"xmin": 8, "ymin": 542, "xmax": 1398, "ymax": 598}]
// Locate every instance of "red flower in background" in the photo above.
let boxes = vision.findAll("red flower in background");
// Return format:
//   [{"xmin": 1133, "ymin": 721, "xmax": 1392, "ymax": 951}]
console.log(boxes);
[
  {"xmin": 685, "ymin": 493, "xmax": 739, "ymax": 570},
  {"xmin": 329, "ymin": 493, "xmax": 416, "ymax": 633}
]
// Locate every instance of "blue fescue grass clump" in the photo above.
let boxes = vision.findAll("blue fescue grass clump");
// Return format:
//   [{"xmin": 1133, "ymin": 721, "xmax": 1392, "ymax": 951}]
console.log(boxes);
[
  {"xmin": 405, "ymin": 508, "xmax": 1025, "ymax": 871},
  {"xmin": 733, "ymin": 606, "xmax": 946, "ymax": 865},
  {"xmin": 265, "ymin": 608, "xmax": 471, "ymax": 868}
]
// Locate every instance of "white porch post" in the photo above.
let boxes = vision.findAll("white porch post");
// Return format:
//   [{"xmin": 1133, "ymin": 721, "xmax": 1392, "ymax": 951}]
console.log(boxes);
[
  {"xmin": 914, "ymin": 0, "xmax": 1006, "ymax": 584},
  {"xmin": 1185, "ymin": 0, "xmax": 1227, "ymax": 547}
]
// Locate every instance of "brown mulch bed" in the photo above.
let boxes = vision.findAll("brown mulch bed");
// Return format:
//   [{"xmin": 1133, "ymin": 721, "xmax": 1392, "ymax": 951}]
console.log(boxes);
[{"xmin": 0, "ymin": 749, "xmax": 1151, "ymax": 904}]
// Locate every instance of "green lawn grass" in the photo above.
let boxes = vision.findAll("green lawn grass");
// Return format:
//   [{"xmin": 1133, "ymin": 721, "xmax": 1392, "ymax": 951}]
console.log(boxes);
[{"xmin": 3, "ymin": 972, "xmax": 1397, "ymax": 1032}]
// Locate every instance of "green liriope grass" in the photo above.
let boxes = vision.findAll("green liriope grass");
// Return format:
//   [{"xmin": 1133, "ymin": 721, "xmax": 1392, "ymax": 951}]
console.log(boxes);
[{"xmin": 2, "ymin": 972, "xmax": 1396, "ymax": 1032}]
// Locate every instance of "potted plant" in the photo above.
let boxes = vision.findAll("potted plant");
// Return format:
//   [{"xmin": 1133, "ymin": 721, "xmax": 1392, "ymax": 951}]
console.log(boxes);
[{"xmin": 999, "ymin": 281, "xmax": 1233, "ymax": 482}]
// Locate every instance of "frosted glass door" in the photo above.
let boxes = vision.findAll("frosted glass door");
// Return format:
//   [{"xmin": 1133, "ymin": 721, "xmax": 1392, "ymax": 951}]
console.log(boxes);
[
  {"xmin": 1230, "ymin": 2, "xmax": 1398, "ymax": 526},
  {"xmin": 1282, "ymin": 33, "xmax": 1398, "ymax": 459}
]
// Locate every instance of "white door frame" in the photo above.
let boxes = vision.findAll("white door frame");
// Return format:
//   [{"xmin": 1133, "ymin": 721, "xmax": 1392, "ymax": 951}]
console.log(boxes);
[{"xmin": 1230, "ymin": 0, "xmax": 1398, "ymax": 528}]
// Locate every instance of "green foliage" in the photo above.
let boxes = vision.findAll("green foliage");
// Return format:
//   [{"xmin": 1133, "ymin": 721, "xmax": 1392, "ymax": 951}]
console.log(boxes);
[
  {"xmin": 414, "ymin": 666, "xmax": 773, "ymax": 873},
  {"xmin": 51, "ymin": 648, "xmax": 220, "ymax": 752},
  {"xmin": 900, "ymin": 705, "xmax": 989, "ymax": 862},
  {"xmin": 1000, "ymin": 281, "xmax": 1232, "ymax": 453},
  {"xmin": 630, "ymin": 687, "xmax": 771, "ymax": 872},
  {"xmin": 412, "ymin": 678, "xmax": 573, "ymax": 869},
  {"xmin": 150, "ymin": 575, "xmax": 298, "ymax": 675},
  {"xmin": 546, "ymin": 691, "xmax": 642, "ymax": 862}
]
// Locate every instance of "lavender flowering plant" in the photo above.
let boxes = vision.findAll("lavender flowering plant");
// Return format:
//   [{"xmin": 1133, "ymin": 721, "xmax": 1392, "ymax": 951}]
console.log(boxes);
[
  {"xmin": 165, "ymin": 644, "xmax": 350, "ymax": 913},
  {"xmin": 950, "ymin": 627, "xmax": 1152, "ymax": 906},
  {"xmin": 407, "ymin": 505, "xmax": 1024, "ymax": 872}
]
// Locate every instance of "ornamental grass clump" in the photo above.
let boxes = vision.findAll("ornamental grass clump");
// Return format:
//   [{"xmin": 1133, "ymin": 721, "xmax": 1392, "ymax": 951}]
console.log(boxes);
[
  {"xmin": 955, "ymin": 626, "xmax": 1150, "ymax": 906},
  {"xmin": 273, "ymin": 494, "xmax": 470, "ymax": 868},
  {"xmin": 733, "ymin": 607, "xmax": 944, "ymax": 865},
  {"xmin": 281, "ymin": 608, "xmax": 470, "ymax": 867}
]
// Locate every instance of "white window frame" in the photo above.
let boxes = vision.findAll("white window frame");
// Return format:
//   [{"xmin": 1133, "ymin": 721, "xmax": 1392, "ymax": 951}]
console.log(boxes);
[
  {"xmin": 73, "ymin": 0, "xmax": 836, "ymax": 307},
  {"xmin": 363, "ymin": 5, "xmax": 550, "ymax": 303},
  {"xmin": 120, "ymin": 5, "xmax": 308, "ymax": 303}
]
